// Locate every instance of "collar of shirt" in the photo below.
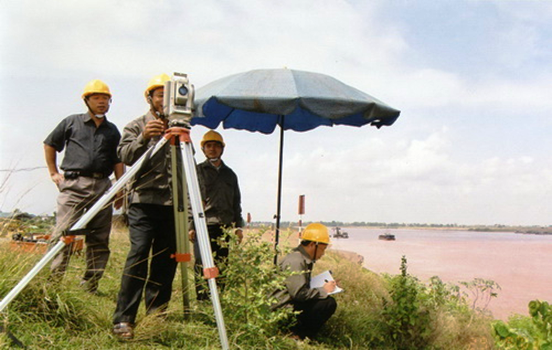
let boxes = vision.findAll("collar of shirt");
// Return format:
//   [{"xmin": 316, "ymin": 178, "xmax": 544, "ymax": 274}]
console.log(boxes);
[
  {"xmin": 82, "ymin": 112, "xmax": 108, "ymax": 127},
  {"xmin": 201, "ymin": 159, "xmax": 227, "ymax": 172},
  {"xmin": 297, "ymin": 245, "xmax": 315, "ymax": 265},
  {"xmin": 145, "ymin": 110, "xmax": 157, "ymax": 122}
]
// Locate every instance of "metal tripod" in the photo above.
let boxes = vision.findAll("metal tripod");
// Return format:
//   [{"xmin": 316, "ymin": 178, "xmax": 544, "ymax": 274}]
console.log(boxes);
[{"xmin": 0, "ymin": 125, "xmax": 230, "ymax": 349}]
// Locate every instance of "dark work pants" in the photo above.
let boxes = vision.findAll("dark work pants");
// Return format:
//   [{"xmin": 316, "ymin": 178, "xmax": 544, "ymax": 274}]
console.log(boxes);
[
  {"xmin": 113, "ymin": 204, "xmax": 177, "ymax": 325},
  {"xmin": 193, "ymin": 225, "xmax": 229, "ymax": 300},
  {"xmin": 292, "ymin": 297, "xmax": 337, "ymax": 339}
]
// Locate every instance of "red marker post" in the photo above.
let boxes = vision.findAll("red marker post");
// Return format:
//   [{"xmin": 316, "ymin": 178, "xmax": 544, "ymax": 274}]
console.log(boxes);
[{"xmin": 298, "ymin": 195, "xmax": 305, "ymax": 235}]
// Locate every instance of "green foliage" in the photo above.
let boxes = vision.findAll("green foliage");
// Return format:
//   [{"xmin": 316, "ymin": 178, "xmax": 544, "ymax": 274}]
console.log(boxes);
[
  {"xmin": 380, "ymin": 255, "xmax": 432, "ymax": 349},
  {"xmin": 218, "ymin": 228, "xmax": 296, "ymax": 346},
  {"xmin": 377, "ymin": 257, "xmax": 495, "ymax": 350},
  {"xmin": 493, "ymin": 300, "xmax": 552, "ymax": 350}
]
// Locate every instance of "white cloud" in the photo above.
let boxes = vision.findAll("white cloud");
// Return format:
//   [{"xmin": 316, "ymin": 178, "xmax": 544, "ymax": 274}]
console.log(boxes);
[
  {"xmin": 240, "ymin": 127, "xmax": 551, "ymax": 225},
  {"xmin": 2, "ymin": 0, "xmax": 406, "ymax": 85},
  {"xmin": 0, "ymin": 0, "xmax": 550, "ymax": 226}
]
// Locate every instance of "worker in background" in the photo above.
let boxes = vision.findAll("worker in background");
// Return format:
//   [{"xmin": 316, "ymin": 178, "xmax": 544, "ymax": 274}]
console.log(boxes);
[
  {"xmin": 44, "ymin": 79, "xmax": 124, "ymax": 293},
  {"xmin": 189, "ymin": 130, "xmax": 244, "ymax": 300},
  {"xmin": 112, "ymin": 74, "xmax": 179, "ymax": 340},
  {"xmin": 271, "ymin": 223, "xmax": 338, "ymax": 340}
]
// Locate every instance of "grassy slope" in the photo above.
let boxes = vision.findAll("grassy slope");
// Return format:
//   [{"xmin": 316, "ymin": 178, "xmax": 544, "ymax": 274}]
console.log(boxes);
[{"xmin": 0, "ymin": 225, "xmax": 495, "ymax": 350}]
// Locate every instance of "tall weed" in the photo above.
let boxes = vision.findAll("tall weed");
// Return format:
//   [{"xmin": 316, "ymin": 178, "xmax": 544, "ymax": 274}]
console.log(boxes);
[{"xmin": 219, "ymin": 228, "xmax": 296, "ymax": 347}]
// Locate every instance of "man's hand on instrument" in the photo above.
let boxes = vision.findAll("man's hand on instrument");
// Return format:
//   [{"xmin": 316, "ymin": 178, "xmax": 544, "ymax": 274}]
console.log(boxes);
[{"xmin": 142, "ymin": 119, "xmax": 165, "ymax": 139}]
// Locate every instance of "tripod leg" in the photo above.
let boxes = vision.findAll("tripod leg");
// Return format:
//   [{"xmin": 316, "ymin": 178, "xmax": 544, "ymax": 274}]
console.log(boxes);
[
  {"xmin": 0, "ymin": 136, "xmax": 170, "ymax": 313},
  {"xmin": 178, "ymin": 138, "xmax": 229, "ymax": 350},
  {"xmin": 170, "ymin": 143, "xmax": 191, "ymax": 317},
  {"xmin": 0, "ymin": 241, "xmax": 65, "ymax": 312}
]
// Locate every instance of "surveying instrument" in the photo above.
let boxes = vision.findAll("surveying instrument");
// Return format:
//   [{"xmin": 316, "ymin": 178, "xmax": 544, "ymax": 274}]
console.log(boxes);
[{"xmin": 0, "ymin": 73, "xmax": 230, "ymax": 349}]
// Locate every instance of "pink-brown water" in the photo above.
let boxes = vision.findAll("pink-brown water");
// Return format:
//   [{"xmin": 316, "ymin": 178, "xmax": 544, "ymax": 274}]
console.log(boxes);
[{"xmin": 331, "ymin": 228, "xmax": 552, "ymax": 320}]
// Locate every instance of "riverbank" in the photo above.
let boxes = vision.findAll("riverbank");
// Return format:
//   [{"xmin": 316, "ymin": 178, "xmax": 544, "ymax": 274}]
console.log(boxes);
[{"xmin": 0, "ymin": 226, "xmax": 498, "ymax": 350}]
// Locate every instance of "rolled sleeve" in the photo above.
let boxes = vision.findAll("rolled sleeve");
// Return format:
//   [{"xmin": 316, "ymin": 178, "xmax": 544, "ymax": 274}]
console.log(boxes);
[
  {"xmin": 44, "ymin": 119, "xmax": 70, "ymax": 152},
  {"xmin": 118, "ymin": 119, "xmax": 150, "ymax": 166}
]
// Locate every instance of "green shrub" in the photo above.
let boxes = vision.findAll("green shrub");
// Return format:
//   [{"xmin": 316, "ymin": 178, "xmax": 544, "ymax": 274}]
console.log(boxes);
[
  {"xmin": 380, "ymin": 255, "xmax": 432, "ymax": 349},
  {"xmin": 493, "ymin": 300, "xmax": 552, "ymax": 350},
  {"xmin": 377, "ymin": 256, "xmax": 494, "ymax": 350},
  {"xmin": 218, "ymin": 228, "xmax": 296, "ymax": 347}
]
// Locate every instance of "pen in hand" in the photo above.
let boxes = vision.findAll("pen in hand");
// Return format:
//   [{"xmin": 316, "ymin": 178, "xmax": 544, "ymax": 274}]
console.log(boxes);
[{"xmin": 323, "ymin": 279, "xmax": 336, "ymax": 293}]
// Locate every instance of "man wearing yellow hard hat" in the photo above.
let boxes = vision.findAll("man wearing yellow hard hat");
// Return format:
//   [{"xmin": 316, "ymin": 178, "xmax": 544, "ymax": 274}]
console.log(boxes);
[
  {"xmin": 189, "ymin": 130, "xmax": 244, "ymax": 300},
  {"xmin": 112, "ymin": 74, "xmax": 178, "ymax": 340},
  {"xmin": 271, "ymin": 223, "xmax": 338, "ymax": 340},
  {"xmin": 44, "ymin": 79, "xmax": 124, "ymax": 293}
]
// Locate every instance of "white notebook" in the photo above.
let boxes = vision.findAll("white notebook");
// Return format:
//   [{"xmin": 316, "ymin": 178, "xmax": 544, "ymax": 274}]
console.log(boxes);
[{"xmin": 310, "ymin": 270, "xmax": 344, "ymax": 295}]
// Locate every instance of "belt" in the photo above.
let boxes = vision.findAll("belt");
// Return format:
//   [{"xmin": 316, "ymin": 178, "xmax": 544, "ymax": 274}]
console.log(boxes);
[{"xmin": 64, "ymin": 171, "xmax": 108, "ymax": 179}]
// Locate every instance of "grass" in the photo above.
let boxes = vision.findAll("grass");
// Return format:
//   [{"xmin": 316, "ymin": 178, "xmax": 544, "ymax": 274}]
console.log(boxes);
[{"xmin": 0, "ymin": 224, "xmax": 499, "ymax": 349}]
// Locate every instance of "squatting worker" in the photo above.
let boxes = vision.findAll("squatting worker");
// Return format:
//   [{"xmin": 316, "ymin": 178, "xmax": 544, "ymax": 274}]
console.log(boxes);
[
  {"xmin": 43, "ymin": 79, "xmax": 124, "ymax": 293},
  {"xmin": 189, "ymin": 130, "xmax": 244, "ymax": 300},
  {"xmin": 271, "ymin": 223, "xmax": 338, "ymax": 340},
  {"xmin": 112, "ymin": 73, "xmax": 179, "ymax": 340}
]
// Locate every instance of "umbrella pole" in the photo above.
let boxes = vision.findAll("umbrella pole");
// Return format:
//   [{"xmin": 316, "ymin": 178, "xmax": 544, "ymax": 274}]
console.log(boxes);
[{"xmin": 274, "ymin": 118, "xmax": 285, "ymax": 264}]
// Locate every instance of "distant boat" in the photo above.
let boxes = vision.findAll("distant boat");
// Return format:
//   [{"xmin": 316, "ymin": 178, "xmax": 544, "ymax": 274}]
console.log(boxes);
[
  {"xmin": 332, "ymin": 227, "xmax": 349, "ymax": 239},
  {"xmin": 378, "ymin": 232, "xmax": 396, "ymax": 241}
]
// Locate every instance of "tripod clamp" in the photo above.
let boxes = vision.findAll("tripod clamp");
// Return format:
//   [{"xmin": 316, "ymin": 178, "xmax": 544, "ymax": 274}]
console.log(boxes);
[
  {"xmin": 171, "ymin": 252, "xmax": 192, "ymax": 262},
  {"xmin": 165, "ymin": 126, "xmax": 192, "ymax": 144}
]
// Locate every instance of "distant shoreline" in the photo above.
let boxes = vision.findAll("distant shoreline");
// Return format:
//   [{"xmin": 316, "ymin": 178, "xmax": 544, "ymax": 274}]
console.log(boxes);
[
  {"xmin": 1, "ymin": 211, "xmax": 551, "ymax": 235},
  {"xmin": 247, "ymin": 221, "xmax": 552, "ymax": 235},
  {"xmin": 356, "ymin": 226, "xmax": 552, "ymax": 235}
]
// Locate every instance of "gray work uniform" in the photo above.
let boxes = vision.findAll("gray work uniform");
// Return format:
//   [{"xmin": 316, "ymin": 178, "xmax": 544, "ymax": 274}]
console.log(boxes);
[
  {"xmin": 113, "ymin": 111, "xmax": 178, "ymax": 325},
  {"xmin": 271, "ymin": 245, "xmax": 329, "ymax": 309},
  {"xmin": 117, "ymin": 112, "xmax": 173, "ymax": 206},
  {"xmin": 271, "ymin": 245, "xmax": 337, "ymax": 339},
  {"xmin": 44, "ymin": 113, "xmax": 121, "ymax": 292}
]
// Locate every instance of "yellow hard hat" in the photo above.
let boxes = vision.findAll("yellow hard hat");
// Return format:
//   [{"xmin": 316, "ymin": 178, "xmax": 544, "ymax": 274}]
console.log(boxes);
[
  {"xmin": 82, "ymin": 79, "xmax": 111, "ymax": 99},
  {"xmin": 301, "ymin": 223, "xmax": 330, "ymax": 244},
  {"xmin": 145, "ymin": 73, "xmax": 170, "ymax": 96},
  {"xmin": 201, "ymin": 130, "xmax": 225, "ymax": 148}
]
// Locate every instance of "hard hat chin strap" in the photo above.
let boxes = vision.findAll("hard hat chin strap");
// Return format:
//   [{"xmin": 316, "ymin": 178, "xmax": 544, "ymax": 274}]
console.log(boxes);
[
  {"xmin": 147, "ymin": 95, "xmax": 166, "ymax": 119},
  {"xmin": 83, "ymin": 98, "xmax": 105, "ymax": 119},
  {"xmin": 312, "ymin": 242, "xmax": 319, "ymax": 262},
  {"xmin": 202, "ymin": 146, "xmax": 224, "ymax": 165}
]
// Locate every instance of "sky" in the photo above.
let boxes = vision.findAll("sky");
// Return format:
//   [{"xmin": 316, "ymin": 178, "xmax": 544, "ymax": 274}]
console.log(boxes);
[{"xmin": 0, "ymin": 0, "xmax": 551, "ymax": 226}]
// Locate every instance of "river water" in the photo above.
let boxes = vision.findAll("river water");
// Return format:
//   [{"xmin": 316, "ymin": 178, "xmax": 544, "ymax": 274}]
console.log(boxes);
[{"xmin": 330, "ymin": 228, "xmax": 552, "ymax": 320}]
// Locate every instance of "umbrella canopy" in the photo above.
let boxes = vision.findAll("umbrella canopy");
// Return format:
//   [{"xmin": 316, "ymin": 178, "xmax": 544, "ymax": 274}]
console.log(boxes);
[
  {"xmin": 193, "ymin": 68, "xmax": 400, "ymax": 132},
  {"xmin": 191, "ymin": 68, "xmax": 400, "ymax": 257}
]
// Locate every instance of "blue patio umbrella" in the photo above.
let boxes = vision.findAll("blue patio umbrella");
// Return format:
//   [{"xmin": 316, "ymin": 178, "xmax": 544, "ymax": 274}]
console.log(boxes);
[{"xmin": 191, "ymin": 68, "xmax": 400, "ymax": 257}]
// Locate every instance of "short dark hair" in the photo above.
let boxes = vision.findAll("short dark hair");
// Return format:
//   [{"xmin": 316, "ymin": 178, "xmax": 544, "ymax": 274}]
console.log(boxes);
[{"xmin": 300, "ymin": 240, "xmax": 311, "ymax": 246}]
